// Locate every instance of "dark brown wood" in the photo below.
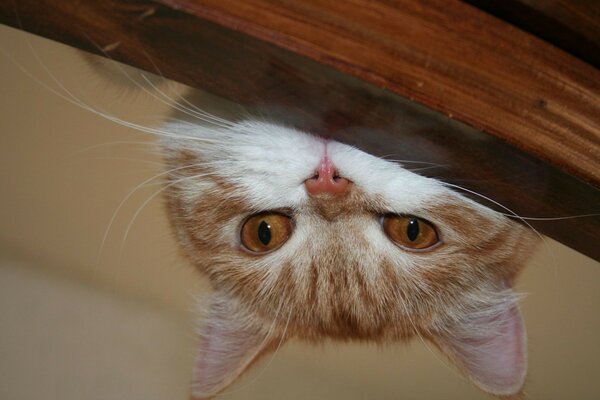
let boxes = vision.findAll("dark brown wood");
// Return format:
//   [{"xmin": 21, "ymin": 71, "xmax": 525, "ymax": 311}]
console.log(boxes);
[
  {"xmin": 465, "ymin": 0, "xmax": 600, "ymax": 68},
  {"xmin": 0, "ymin": 0, "xmax": 599, "ymax": 261},
  {"xmin": 157, "ymin": 0, "xmax": 600, "ymax": 189}
]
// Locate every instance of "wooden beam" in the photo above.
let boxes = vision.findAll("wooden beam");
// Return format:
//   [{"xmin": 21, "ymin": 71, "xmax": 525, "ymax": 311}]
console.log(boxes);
[
  {"xmin": 465, "ymin": 0, "xmax": 600, "ymax": 68},
  {"xmin": 0, "ymin": 0, "xmax": 599, "ymax": 261},
  {"xmin": 158, "ymin": 0, "xmax": 600, "ymax": 188}
]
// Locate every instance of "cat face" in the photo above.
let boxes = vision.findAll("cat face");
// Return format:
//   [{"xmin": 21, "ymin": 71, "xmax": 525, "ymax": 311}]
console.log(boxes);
[{"xmin": 161, "ymin": 120, "xmax": 538, "ymax": 399}]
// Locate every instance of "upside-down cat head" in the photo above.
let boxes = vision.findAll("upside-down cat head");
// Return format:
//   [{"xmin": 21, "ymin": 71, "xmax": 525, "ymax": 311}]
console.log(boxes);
[{"xmin": 161, "ymin": 120, "xmax": 538, "ymax": 399}]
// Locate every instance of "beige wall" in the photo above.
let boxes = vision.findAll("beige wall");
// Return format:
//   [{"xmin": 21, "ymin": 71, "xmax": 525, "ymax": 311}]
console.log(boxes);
[{"xmin": 1, "ymin": 25, "xmax": 599, "ymax": 399}]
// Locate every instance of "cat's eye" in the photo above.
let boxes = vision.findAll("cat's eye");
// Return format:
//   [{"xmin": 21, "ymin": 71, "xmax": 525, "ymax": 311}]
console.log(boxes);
[
  {"xmin": 240, "ymin": 212, "xmax": 293, "ymax": 253},
  {"xmin": 382, "ymin": 214, "xmax": 440, "ymax": 251}
]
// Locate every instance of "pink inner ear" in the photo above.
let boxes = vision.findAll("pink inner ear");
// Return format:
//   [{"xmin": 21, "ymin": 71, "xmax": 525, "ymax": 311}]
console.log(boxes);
[
  {"xmin": 193, "ymin": 321, "xmax": 264, "ymax": 399},
  {"xmin": 435, "ymin": 305, "xmax": 527, "ymax": 396},
  {"xmin": 191, "ymin": 297, "xmax": 276, "ymax": 399}
]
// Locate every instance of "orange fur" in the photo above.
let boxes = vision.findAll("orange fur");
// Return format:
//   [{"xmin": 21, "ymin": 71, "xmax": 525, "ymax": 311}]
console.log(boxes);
[{"xmin": 161, "ymin": 125, "xmax": 540, "ymax": 399}]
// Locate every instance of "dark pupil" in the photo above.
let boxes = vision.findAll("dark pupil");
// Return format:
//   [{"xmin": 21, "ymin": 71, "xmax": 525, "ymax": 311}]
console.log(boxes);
[
  {"xmin": 406, "ymin": 218, "xmax": 420, "ymax": 241},
  {"xmin": 258, "ymin": 220, "xmax": 271, "ymax": 245}
]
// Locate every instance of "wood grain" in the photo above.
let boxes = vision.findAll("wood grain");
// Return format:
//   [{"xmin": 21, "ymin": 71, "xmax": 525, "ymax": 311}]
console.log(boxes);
[
  {"xmin": 466, "ymin": 0, "xmax": 600, "ymax": 68},
  {"xmin": 159, "ymin": 0, "xmax": 600, "ymax": 187},
  {"xmin": 0, "ymin": 0, "xmax": 598, "ymax": 261}
]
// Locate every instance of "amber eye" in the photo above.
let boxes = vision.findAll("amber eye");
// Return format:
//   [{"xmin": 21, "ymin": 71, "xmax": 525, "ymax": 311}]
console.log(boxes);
[
  {"xmin": 382, "ymin": 214, "xmax": 440, "ymax": 250},
  {"xmin": 240, "ymin": 212, "xmax": 293, "ymax": 253}
]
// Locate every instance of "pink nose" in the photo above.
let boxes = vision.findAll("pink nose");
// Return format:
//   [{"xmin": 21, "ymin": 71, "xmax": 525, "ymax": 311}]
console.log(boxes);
[{"xmin": 305, "ymin": 158, "xmax": 350, "ymax": 195}]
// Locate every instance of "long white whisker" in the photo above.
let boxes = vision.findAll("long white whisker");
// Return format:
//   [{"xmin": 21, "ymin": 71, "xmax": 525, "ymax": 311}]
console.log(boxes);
[
  {"xmin": 98, "ymin": 163, "xmax": 214, "ymax": 262},
  {"xmin": 394, "ymin": 279, "xmax": 458, "ymax": 376},
  {"xmin": 137, "ymin": 48, "xmax": 240, "ymax": 127},
  {"xmin": 118, "ymin": 42, "xmax": 238, "ymax": 126},
  {"xmin": 381, "ymin": 157, "xmax": 445, "ymax": 166},
  {"xmin": 407, "ymin": 165, "xmax": 449, "ymax": 172},
  {"xmin": 84, "ymin": 34, "xmax": 235, "ymax": 130},
  {"xmin": 501, "ymin": 214, "xmax": 600, "ymax": 221},
  {"xmin": 117, "ymin": 171, "xmax": 218, "ymax": 264},
  {"xmin": 141, "ymin": 49, "xmax": 241, "ymax": 126},
  {"xmin": 0, "ymin": 47, "xmax": 215, "ymax": 143},
  {"xmin": 443, "ymin": 182, "xmax": 551, "ymax": 241},
  {"xmin": 139, "ymin": 73, "xmax": 237, "ymax": 128},
  {"xmin": 442, "ymin": 181, "xmax": 558, "ymax": 289},
  {"xmin": 244, "ymin": 306, "xmax": 293, "ymax": 385}
]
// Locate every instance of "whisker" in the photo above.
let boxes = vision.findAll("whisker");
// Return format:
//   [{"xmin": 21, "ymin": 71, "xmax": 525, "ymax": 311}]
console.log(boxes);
[
  {"xmin": 139, "ymin": 72, "xmax": 237, "ymax": 129},
  {"xmin": 380, "ymin": 156, "xmax": 444, "ymax": 166},
  {"xmin": 116, "ymin": 170, "xmax": 219, "ymax": 265},
  {"xmin": 442, "ymin": 181, "xmax": 555, "ymax": 242},
  {"xmin": 84, "ymin": 35, "xmax": 236, "ymax": 130},
  {"xmin": 442, "ymin": 181, "xmax": 558, "ymax": 290},
  {"xmin": 0, "ymin": 47, "xmax": 216, "ymax": 143},
  {"xmin": 406, "ymin": 165, "xmax": 449, "ymax": 172},
  {"xmin": 244, "ymin": 305, "xmax": 293, "ymax": 385},
  {"xmin": 138, "ymin": 47, "xmax": 240, "ymax": 127},
  {"xmin": 394, "ymin": 277, "xmax": 458, "ymax": 376},
  {"xmin": 98, "ymin": 163, "xmax": 215, "ymax": 263},
  {"xmin": 501, "ymin": 214, "xmax": 600, "ymax": 221}
]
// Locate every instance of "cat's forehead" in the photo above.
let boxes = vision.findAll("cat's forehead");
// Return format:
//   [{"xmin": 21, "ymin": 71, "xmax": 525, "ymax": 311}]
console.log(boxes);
[{"xmin": 165, "ymin": 120, "xmax": 451, "ymax": 213}]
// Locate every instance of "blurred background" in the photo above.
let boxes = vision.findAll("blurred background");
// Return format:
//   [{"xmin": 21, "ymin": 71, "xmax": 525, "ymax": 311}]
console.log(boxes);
[{"xmin": 1, "ymin": 24, "xmax": 599, "ymax": 400}]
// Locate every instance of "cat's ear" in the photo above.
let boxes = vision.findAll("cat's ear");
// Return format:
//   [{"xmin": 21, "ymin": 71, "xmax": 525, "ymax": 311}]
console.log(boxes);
[
  {"xmin": 430, "ymin": 293, "xmax": 527, "ymax": 397},
  {"xmin": 191, "ymin": 293, "xmax": 283, "ymax": 399}
]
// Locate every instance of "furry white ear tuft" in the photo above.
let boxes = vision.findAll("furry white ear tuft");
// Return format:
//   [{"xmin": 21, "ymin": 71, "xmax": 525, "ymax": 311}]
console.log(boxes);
[
  {"xmin": 433, "ymin": 301, "xmax": 527, "ymax": 396},
  {"xmin": 191, "ymin": 293, "xmax": 281, "ymax": 399}
]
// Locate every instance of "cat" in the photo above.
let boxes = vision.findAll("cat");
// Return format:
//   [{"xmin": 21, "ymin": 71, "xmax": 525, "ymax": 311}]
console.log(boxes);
[
  {"xmin": 3, "ymin": 37, "xmax": 539, "ymax": 397},
  {"xmin": 160, "ymin": 118, "xmax": 539, "ymax": 399}
]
